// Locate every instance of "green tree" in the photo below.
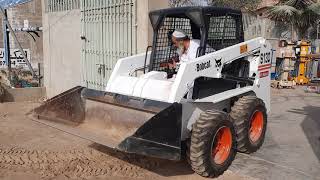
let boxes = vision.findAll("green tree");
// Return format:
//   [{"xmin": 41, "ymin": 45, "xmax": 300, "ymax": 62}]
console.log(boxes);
[{"xmin": 267, "ymin": 0, "xmax": 320, "ymax": 39}]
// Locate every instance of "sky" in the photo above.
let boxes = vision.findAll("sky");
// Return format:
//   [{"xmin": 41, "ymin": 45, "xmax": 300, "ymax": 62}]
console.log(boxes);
[{"xmin": 0, "ymin": 0, "xmax": 32, "ymax": 9}]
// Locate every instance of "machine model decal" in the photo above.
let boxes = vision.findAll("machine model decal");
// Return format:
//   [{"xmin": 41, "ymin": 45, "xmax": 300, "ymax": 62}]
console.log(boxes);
[
  {"xmin": 196, "ymin": 60, "xmax": 211, "ymax": 72},
  {"xmin": 258, "ymin": 64, "xmax": 271, "ymax": 72},
  {"xmin": 260, "ymin": 52, "xmax": 271, "ymax": 64},
  {"xmin": 240, "ymin": 44, "xmax": 248, "ymax": 54},
  {"xmin": 260, "ymin": 71, "xmax": 269, "ymax": 78}
]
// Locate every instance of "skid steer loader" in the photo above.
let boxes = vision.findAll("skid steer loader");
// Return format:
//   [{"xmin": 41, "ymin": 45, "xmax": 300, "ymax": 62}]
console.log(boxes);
[{"xmin": 31, "ymin": 7, "xmax": 272, "ymax": 178}]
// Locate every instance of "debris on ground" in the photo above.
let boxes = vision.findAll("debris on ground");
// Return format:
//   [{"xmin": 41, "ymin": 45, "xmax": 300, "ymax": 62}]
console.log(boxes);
[
  {"xmin": 0, "ymin": 68, "xmax": 39, "ymax": 88},
  {"xmin": 305, "ymin": 85, "xmax": 320, "ymax": 94}
]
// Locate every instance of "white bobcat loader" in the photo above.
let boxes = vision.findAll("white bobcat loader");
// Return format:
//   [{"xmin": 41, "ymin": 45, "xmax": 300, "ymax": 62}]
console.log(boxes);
[{"xmin": 32, "ymin": 7, "xmax": 273, "ymax": 178}]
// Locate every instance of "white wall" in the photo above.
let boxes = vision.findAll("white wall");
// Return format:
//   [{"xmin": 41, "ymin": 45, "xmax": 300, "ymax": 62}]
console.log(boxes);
[{"xmin": 137, "ymin": 0, "xmax": 169, "ymax": 53}]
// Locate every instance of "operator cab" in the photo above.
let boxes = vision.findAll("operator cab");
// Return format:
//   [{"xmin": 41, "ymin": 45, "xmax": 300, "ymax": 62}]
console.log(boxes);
[{"xmin": 145, "ymin": 6, "xmax": 244, "ymax": 79}]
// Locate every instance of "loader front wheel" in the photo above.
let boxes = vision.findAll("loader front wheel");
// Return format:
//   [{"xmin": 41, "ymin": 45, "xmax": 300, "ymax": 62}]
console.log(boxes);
[
  {"xmin": 190, "ymin": 111, "xmax": 236, "ymax": 178},
  {"xmin": 230, "ymin": 96, "xmax": 267, "ymax": 153}
]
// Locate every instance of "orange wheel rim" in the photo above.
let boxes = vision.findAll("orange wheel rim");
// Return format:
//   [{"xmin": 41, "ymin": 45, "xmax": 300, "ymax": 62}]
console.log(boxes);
[
  {"xmin": 211, "ymin": 127, "xmax": 232, "ymax": 165},
  {"xmin": 249, "ymin": 111, "xmax": 264, "ymax": 143}
]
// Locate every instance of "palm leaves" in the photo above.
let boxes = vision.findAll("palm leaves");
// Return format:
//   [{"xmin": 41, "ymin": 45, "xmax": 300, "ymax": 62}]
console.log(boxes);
[
  {"xmin": 267, "ymin": 0, "xmax": 320, "ymax": 39},
  {"xmin": 268, "ymin": 5, "xmax": 300, "ymax": 21},
  {"xmin": 307, "ymin": 2, "xmax": 320, "ymax": 15}
]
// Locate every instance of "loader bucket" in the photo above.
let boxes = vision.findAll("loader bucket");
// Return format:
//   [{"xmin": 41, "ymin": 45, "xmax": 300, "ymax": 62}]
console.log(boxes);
[{"xmin": 31, "ymin": 86, "xmax": 182, "ymax": 160}]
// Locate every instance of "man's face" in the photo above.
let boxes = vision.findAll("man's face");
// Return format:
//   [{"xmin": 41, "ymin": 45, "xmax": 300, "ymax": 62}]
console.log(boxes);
[
  {"xmin": 172, "ymin": 36, "xmax": 186, "ymax": 56},
  {"xmin": 172, "ymin": 36, "xmax": 183, "ymax": 49}
]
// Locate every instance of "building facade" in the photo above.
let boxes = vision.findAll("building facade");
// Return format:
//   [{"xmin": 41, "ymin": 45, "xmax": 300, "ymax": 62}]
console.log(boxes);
[{"xmin": 0, "ymin": 0, "xmax": 43, "ymax": 69}]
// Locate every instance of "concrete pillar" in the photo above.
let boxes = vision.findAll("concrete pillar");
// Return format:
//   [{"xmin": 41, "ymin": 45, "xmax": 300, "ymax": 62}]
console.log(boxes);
[
  {"xmin": 136, "ymin": 0, "xmax": 169, "ymax": 53},
  {"xmin": 41, "ymin": 0, "xmax": 82, "ymax": 98}
]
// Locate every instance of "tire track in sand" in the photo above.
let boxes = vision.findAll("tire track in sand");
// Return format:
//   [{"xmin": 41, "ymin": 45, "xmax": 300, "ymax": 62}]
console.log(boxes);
[{"xmin": 0, "ymin": 147, "xmax": 161, "ymax": 179}]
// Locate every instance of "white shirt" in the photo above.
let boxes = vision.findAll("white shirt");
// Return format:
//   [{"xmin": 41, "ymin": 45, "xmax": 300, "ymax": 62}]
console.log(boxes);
[{"xmin": 180, "ymin": 39, "xmax": 200, "ymax": 62}]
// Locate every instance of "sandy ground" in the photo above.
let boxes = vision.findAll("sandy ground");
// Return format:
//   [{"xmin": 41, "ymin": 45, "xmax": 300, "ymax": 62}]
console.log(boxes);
[{"xmin": 0, "ymin": 87, "xmax": 319, "ymax": 180}]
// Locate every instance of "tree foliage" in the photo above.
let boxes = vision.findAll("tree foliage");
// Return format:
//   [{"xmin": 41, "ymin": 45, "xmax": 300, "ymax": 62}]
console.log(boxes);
[{"xmin": 267, "ymin": 0, "xmax": 320, "ymax": 39}]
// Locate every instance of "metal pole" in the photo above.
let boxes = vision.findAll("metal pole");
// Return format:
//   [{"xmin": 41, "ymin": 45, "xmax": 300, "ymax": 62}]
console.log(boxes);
[
  {"xmin": 317, "ymin": 20, "xmax": 320, "ymax": 39},
  {"xmin": 0, "ymin": 6, "xmax": 37, "ymax": 79},
  {"xmin": 2, "ymin": 9, "xmax": 11, "ymax": 84}
]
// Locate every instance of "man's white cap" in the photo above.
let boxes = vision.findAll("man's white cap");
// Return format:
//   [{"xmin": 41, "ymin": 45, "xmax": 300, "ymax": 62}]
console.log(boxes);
[{"xmin": 172, "ymin": 29, "xmax": 188, "ymax": 40}]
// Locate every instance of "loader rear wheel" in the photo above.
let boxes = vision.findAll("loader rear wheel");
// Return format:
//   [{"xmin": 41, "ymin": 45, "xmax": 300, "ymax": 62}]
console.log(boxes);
[
  {"xmin": 230, "ymin": 96, "xmax": 267, "ymax": 153},
  {"xmin": 190, "ymin": 111, "xmax": 236, "ymax": 178}
]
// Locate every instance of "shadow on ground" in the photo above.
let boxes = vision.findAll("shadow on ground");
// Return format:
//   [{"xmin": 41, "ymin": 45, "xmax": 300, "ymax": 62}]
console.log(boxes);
[
  {"xmin": 289, "ymin": 106, "xmax": 320, "ymax": 162},
  {"xmin": 90, "ymin": 143, "xmax": 194, "ymax": 177}
]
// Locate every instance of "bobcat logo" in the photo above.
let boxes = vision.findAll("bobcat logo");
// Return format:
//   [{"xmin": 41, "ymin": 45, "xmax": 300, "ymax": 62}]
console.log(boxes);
[
  {"xmin": 196, "ymin": 60, "xmax": 211, "ymax": 72},
  {"xmin": 215, "ymin": 58, "xmax": 222, "ymax": 68}
]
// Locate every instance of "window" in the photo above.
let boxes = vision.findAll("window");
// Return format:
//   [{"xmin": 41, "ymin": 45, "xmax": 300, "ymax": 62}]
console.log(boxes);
[
  {"xmin": 206, "ymin": 14, "xmax": 242, "ymax": 53},
  {"xmin": 151, "ymin": 17, "xmax": 193, "ymax": 73}
]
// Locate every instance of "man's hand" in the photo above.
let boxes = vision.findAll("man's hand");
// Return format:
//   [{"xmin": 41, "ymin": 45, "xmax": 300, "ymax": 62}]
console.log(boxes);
[
  {"xmin": 159, "ymin": 56, "xmax": 179, "ymax": 70},
  {"xmin": 168, "ymin": 56, "xmax": 179, "ymax": 69},
  {"xmin": 168, "ymin": 59, "xmax": 177, "ymax": 69}
]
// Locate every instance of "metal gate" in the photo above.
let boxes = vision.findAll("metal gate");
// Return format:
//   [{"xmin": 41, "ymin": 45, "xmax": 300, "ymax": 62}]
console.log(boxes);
[{"xmin": 80, "ymin": 0, "xmax": 137, "ymax": 90}]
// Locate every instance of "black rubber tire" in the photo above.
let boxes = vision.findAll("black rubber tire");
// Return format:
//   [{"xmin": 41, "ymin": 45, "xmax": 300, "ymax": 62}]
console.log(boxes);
[
  {"xmin": 230, "ymin": 96, "xmax": 267, "ymax": 153},
  {"xmin": 189, "ymin": 110, "xmax": 237, "ymax": 178}
]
